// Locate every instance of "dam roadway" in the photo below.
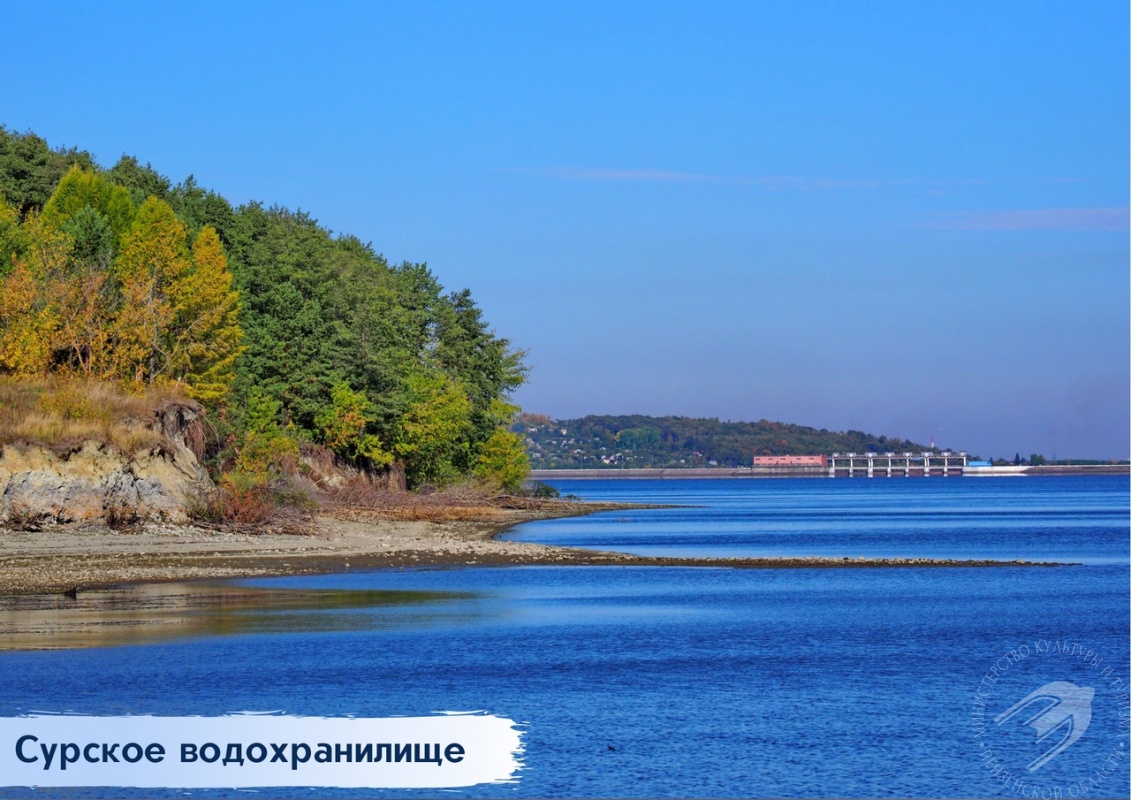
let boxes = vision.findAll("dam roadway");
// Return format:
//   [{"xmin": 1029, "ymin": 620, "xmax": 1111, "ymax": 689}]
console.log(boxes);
[{"xmin": 529, "ymin": 464, "xmax": 1130, "ymax": 480}]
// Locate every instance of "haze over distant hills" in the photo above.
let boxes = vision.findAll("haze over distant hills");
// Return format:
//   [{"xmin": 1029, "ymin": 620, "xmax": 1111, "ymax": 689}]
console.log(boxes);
[{"xmin": 513, "ymin": 414, "xmax": 947, "ymax": 470}]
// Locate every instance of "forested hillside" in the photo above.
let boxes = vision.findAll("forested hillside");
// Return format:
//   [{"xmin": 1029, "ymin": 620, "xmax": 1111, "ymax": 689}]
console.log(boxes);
[
  {"xmin": 0, "ymin": 127, "xmax": 529, "ymax": 498},
  {"xmin": 516, "ymin": 414, "xmax": 941, "ymax": 469}
]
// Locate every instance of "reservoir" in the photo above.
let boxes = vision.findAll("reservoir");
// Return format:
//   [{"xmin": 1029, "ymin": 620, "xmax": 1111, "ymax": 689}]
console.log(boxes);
[{"xmin": 1, "ymin": 476, "xmax": 1127, "ymax": 797}]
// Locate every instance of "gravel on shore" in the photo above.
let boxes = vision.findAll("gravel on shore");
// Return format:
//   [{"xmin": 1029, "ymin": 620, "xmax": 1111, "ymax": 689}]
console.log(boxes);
[{"xmin": 0, "ymin": 503, "xmax": 1072, "ymax": 597}]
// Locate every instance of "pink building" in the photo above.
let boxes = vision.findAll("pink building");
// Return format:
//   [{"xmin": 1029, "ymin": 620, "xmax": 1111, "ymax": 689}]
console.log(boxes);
[{"xmin": 752, "ymin": 455, "xmax": 827, "ymax": 467}]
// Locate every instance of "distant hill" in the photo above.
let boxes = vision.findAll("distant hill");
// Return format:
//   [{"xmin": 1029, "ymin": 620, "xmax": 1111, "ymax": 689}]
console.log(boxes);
[{"xmin": 513, "ymin": 414, "xmax": 946, "ymax": 469}]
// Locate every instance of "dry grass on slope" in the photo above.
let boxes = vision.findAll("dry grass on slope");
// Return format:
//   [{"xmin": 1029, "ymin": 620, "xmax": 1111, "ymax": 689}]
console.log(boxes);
[{"xmin": 0, "ymin": 377, "xmax": 185, "ymax": 454}]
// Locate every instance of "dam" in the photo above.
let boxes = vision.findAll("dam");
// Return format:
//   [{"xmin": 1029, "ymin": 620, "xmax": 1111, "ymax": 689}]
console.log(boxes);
[
  {"xmin": 528, "ymin": 458, "xmax": 1128, "ymax": 480},
  {"xmin": 827, "ymin": 451, "xmax": 966, "ymax": 477}
]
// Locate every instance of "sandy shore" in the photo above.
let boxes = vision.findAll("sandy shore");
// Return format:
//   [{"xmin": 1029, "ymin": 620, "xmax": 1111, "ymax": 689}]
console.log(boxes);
[{"xmin": 0, "ymin": 502, "xmax": 1072, "ymax": 596}]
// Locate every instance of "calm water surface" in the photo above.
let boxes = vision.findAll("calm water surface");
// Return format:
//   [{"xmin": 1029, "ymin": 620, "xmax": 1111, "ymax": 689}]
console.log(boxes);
[
  {"xmin": 0, "ymin": 476, "xmax": 1127, "ymax": 798},
  {"xmin": 505, "ymin": 476, "xmax": 1130, "ymax": 564}
]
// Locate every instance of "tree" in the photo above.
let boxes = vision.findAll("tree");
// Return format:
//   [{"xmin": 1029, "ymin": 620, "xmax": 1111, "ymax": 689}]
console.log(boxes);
[
  {"xmin": 436, "ymin": 287, "xmax": 527, "ymax": 462},
  {"xmin": 33, "ymin": 170, "xmax": 135, "ymax": 377},
  {"xmin": 0, "ymin": 256, "xmax": 55, "ymax": 375},
  {"xmin": 0, "ymin": 200, "xmax": 28, "ymax": 276},
  {"xmin": 393, "ymin": 371, "xmax": 472, "ymax": 487},
  {"xmin": 225, "ymin": 204, "xmax": 352, "ymax": 433},
  {"xmin": 166, "ymin": 226, "xmax": 243, "ymax": 401},
  {"xmin": 473, "ymin": 429, "xmax": 530, "ymax": 492},
  {"xmin": 0, "ymin": 127, "xmax": 95, "ymax": 215},
  {"xmin": 41, "ymin": 166, "xmax": 135, "ymax": 248},
  {"xmin": 315, "ymin": 382, "xmax": 392, "ymax": 465},
  {"xmin": 107, "ymin": 155, "xmax": 171, "ymax": 206},
  {"xmin": 108, "ymin": 197, "xmax": 190, "ymax": 384},
  {"xmin": 0, "ymin": 213, "xmax": 79, "ymax": 376},
  {"xmin": 235, "ymin": 390, "xmax": 299, "ymax": 479},
  {"xmin": 42, "ymin": 206, "xmax": 114, "ymax": 375},
  {"xmin": 168, "ymin": 176, "xmax": 237, "ymax": 244}
]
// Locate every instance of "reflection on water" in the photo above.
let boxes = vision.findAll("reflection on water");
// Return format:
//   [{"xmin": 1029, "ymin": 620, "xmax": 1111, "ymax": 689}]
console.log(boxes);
[{"xmin": 0, "ymin": 583, "xmax": 477, "ymax": 651}]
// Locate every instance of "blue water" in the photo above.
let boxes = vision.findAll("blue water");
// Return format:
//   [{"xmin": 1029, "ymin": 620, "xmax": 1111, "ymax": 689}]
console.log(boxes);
[
  {"xmin": 1, "ymin": 476, "xmax": 1127, "ymax": 798},
  {"xmin": 505, "ymin": 477, "xmax": 1131, "ymax": 565}
]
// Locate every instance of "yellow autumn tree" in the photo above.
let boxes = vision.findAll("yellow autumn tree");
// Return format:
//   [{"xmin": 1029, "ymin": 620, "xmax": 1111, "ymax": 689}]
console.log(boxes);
[
  {"xmin": 0, "ymin": 257, "xmax": 56, "ymax": 375},
  {"xmin": 22, "ymin": 215, "xmax": 111, "ymax": 377},
  {"xmin": 31, "ymin": 172, "xmax": 133, "ymax": 377},
  {"xmin": 0, "ymin": 211, "xmax": 70, "ymax": 376},
  {"xmin": 107, "ymin": 197, "xmax": 190, "ymax": 385},
  {"xmin": 471, "ymin": 399, "xmax": 529, "ymax": 492},
  {"xmin": 167, "ymin": 226, "xmax": 244, "ymax": 401}
]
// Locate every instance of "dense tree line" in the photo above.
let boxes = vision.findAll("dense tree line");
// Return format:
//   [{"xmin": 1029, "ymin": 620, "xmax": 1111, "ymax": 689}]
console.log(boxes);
[
  {"xmin": 0, "ymin": 127, "xmax": 528, "ymax": 491},
  {"xmin": 518, "ymin": 414, "xmax": 940, "ymax": 469},
  {"xmin": 0, "ymin": 166, "xmax": 241, "ymax": 398}
]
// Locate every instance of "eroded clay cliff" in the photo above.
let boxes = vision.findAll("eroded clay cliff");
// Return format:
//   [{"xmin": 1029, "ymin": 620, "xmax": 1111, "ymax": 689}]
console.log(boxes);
[{"xmin": 0, "ymin": 401, "xmax": 212, "ymax": 526}]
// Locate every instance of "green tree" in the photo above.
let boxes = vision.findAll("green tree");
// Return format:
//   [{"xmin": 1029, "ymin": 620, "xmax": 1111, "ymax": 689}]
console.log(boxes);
[
  {"xmin": 315, "ymin": 381, "xmax": 392, "ymax": 465},
  {"xmin": 41, "ymin": 166, "xmax": 135, "ymax": 248},
  {"xmin": 225, "ymin": 204, "xmax": 351, "ymax": 432},
  {"xmin": 0, "ymin": 127, "xmax": 95, "ymax": 215},
  {"xmin": 168, "ymin": 176, "xmax": 237, "ymax": 244},
  {"xmin": 436, "ymin": 287, "xmax": 527, "ymax": 464},
  {"xmin": 393, "ymin": 371, "xmax": 472, "ymax": 488},
  {"xmin": 236, "ymin": 391, "xmax": 299, "ymax": 479},
  {"xmin": 107, "ymin": 155, "xmax": 172, "ymax": 206},
  {"xmin": 0, "ymin": 200, "xmax": 28, "ymax": 276},
  {"xmin": 61, "ymin": 203, "xmax": 115, "ymax": 267}
]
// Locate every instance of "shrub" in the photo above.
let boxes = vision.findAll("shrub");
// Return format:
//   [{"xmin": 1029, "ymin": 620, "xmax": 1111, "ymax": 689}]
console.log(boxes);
[
  {"xmin": 197, "ymin": 470, "xmax": 274, "ymax": 525},
  {"xmin": 521, "ymin": 480, "xmax": 560, "ymax": 499},
  {"xmin": 4, "ymin": 501, "xmax": 46, "ymax": 531},
  {"xmin": 192, "ymin": 469, "xmax": 316, "ymax": 529}
]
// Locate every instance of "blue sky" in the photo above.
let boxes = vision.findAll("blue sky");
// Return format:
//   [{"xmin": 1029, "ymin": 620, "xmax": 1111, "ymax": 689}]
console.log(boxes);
[{"xmin": 3, "ymin": 1, "xmax": 1127, "ymax": 458}]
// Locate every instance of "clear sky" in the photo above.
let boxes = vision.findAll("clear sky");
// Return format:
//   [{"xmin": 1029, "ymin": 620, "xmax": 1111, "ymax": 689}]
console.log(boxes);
[{"xmin": 3, "ymin": 1, "xmax": 1127, "ymax": 459}]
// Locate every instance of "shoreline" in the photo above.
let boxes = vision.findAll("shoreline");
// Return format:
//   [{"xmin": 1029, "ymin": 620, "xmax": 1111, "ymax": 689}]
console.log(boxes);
[{"xmin": 0, "ymin": 502, "xmax": 1072, "ymax": 597}]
